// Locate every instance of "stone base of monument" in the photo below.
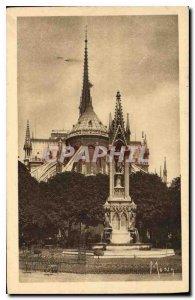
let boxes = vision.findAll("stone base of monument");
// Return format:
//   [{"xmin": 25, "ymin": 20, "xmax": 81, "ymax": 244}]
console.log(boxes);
[
  {"xmin": 106, "ymin": 243, "xmax": 152, "ymax": 251},
  {"xmin": 111, "ymin": 231, "xmax": 132, "ymax": 244},
  {"xmin": 97, "ymin": 245, "xmax": 175, "ymax": 258},
  {"xmin": 91, "ymin": 242, "xmax": 175, "ymax": 258},
  {"xmin": 62, "ymin": 242, "xmax": 175, "ymax": 258}
]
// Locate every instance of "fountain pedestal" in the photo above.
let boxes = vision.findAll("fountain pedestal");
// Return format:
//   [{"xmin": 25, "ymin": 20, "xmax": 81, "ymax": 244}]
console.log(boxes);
[
  {"xmin": 103, "ymin": 119, "xmax": 144, "ymax": 254},
  {"xmin": 111, "ymin": 230, "xmax": 133, "ymax": 244}
]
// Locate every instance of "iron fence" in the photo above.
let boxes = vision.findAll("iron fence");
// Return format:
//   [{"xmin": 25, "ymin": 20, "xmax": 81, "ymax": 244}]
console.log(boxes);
[{"xmin": 19, "ymin": 256, "xmax": 182, "ymax": 275}]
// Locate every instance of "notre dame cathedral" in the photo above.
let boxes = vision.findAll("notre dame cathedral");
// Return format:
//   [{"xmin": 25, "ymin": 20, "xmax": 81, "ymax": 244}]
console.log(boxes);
[{"xmin": 23, "ymin": 29, "xmax": 153, "ymax": 183}]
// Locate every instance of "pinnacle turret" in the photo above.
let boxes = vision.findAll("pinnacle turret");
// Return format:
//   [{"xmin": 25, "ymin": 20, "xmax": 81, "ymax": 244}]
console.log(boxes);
[
  {"xmin": 160, "ymin": 166, "xmax": 162, "ymax": 179},
  {"xmin": 126, "ymin": 113, "xmax": 131, "ymax": 144},
  {"xmin": 23, "ymin": 120, "xmax": 32, "ymax": 159},
  {"xmin": 163, "ymin": 157, "xmax": 167, "ymax": 184},
  {"xmin": 113, "ymin": 91, "xmax": 125, "ymax": 130}
]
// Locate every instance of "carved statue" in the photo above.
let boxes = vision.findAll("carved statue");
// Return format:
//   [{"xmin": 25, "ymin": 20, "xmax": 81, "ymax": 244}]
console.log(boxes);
[
  {"xmin": 104, "ymin": 212, "xmax": 111, "ymax": 228},
  {"xmin": 115, "ymin": 175, "xmax": 122, "ymax": 188},
  {"xmin": 129, "ymin": 211, "xmax": 136, "ymax": 229},
  {"xmin": 116, "ymin": 161, "xmax": 120, "ymax": 172},
  {"xmin": 116, "ymin": 161, "xmax": 123, "ymax": 173}
]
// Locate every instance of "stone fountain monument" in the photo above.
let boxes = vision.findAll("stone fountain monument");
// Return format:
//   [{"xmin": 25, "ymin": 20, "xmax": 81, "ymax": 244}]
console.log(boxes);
[
  {"xmin": 102, "ymin": 91, "xmax": 151, "ymax": 253},
  {"xmin": 104, "ymin": 159, "xmax": 138, "ymax": 245},
  {"xmin": 91, "ymin": 92, "xmax": 174, "ymax": 258}
]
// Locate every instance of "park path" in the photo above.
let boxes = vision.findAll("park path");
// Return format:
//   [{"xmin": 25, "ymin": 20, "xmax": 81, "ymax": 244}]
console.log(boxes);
[{"xmin": 20, "ymin": 270, "xmax": 182, "ymax": 282}]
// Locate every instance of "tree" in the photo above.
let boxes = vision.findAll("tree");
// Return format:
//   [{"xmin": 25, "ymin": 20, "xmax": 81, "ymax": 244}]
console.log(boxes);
[
  {"xmin": 18, "ymin": 160, "xmax": 181, "ymax": 249},
  {"xmin": 18, "ymin": 163, "xmax": 108, "ymax": 246},
  {"xmin": 167, "ymin": 176, "xmax": 181, "ymax": 249},
  {"xmin": 18, "ymin": 161, "xmax": 46, "ymax": 244},
  {"xmin": 39, "ymin": 172, "xmax": 109, "ymax": 246},
  {"xmin": 130, "ymin": 172, "xmax": 173, "ymax": 247}
]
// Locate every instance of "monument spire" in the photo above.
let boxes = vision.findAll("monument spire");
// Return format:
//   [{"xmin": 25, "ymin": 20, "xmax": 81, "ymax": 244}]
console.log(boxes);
[
  {"xmin": 110, "ymin": 91, "xmax": 126, "ymax": 145},
  {"xmin": 114, "ymin": 91, "xmax": 125, "ymax": 130},
  {"xmin": 79, "ymin": 26, "xmax": 92, "ymax": 116}
]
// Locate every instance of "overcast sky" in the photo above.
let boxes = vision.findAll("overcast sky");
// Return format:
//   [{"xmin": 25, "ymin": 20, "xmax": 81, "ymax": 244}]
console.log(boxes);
[{"xmin": 18, "ymin": 15, "xmax": 180, "ymax": 182}]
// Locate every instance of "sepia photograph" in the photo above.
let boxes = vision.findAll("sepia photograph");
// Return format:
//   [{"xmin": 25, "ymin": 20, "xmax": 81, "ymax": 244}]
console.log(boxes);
[{"xmin": 7, "ymin": 6, "xmax": 189, "ymax": 294}]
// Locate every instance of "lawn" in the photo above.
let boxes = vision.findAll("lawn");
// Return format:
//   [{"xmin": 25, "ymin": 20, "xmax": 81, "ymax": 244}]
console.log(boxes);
[{"xmin": 19, "ymin": 248, "xmax": 182, "ymax": 274}]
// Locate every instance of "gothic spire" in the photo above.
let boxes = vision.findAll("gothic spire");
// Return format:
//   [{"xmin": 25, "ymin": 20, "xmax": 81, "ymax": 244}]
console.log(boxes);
[
  {"xmin": 160, "ymin": 166, "xmax": 162, "ymax": 179},
  {"xmin": 126, "ymin": 113, "xmax": 131, "ymax": 144},
  {"xmin": 164, "ymin": 156, "xmax": 167, "ymax": 171},
  {"xmin": 23, "ymin": 120, "xmax": 32, "ymax": 158},
  {"xmin": 79, "ymin": 26, "xmax": 93, "ymax": 116},
  {"xmin": 126, "ymin": 113, "xmax": 130, "ymax": 132},
  {"xmin": 163, "ymin": 157, "xmax": 167, "ymax": 184}
]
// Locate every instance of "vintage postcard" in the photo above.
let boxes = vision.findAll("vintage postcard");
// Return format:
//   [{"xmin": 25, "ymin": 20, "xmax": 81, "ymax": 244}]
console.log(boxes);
[{"xmin": 7, "ymin": 6, "xmax": 189, "ymax": 294}]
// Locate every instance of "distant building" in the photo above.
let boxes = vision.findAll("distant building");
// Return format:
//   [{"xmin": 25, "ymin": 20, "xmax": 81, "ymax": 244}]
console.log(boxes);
[{"xmin": 158, "ymin": 157, "xmax": 168, "ymax": 186}]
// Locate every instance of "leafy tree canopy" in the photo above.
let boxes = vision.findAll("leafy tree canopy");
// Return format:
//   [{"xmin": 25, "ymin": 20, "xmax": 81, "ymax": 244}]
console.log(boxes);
[{"xmin": 18, "ymin": 161, "xmax": 181, "ymax": 248}]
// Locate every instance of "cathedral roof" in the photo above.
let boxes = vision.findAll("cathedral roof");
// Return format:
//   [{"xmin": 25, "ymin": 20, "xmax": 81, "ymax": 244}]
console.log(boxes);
[{"xmin": 68, "ymin": 106, "xmax": 108, "ymax": 138}]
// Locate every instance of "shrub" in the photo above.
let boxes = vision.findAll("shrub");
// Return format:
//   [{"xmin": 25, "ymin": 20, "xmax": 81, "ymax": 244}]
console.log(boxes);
[
  {"xmin": 94, "ymin": 249, "xmax": 104, "ymax": 259},
  {"xmin": 34, "ymin": 249, "xmax": 42, "ymax": 255}
]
